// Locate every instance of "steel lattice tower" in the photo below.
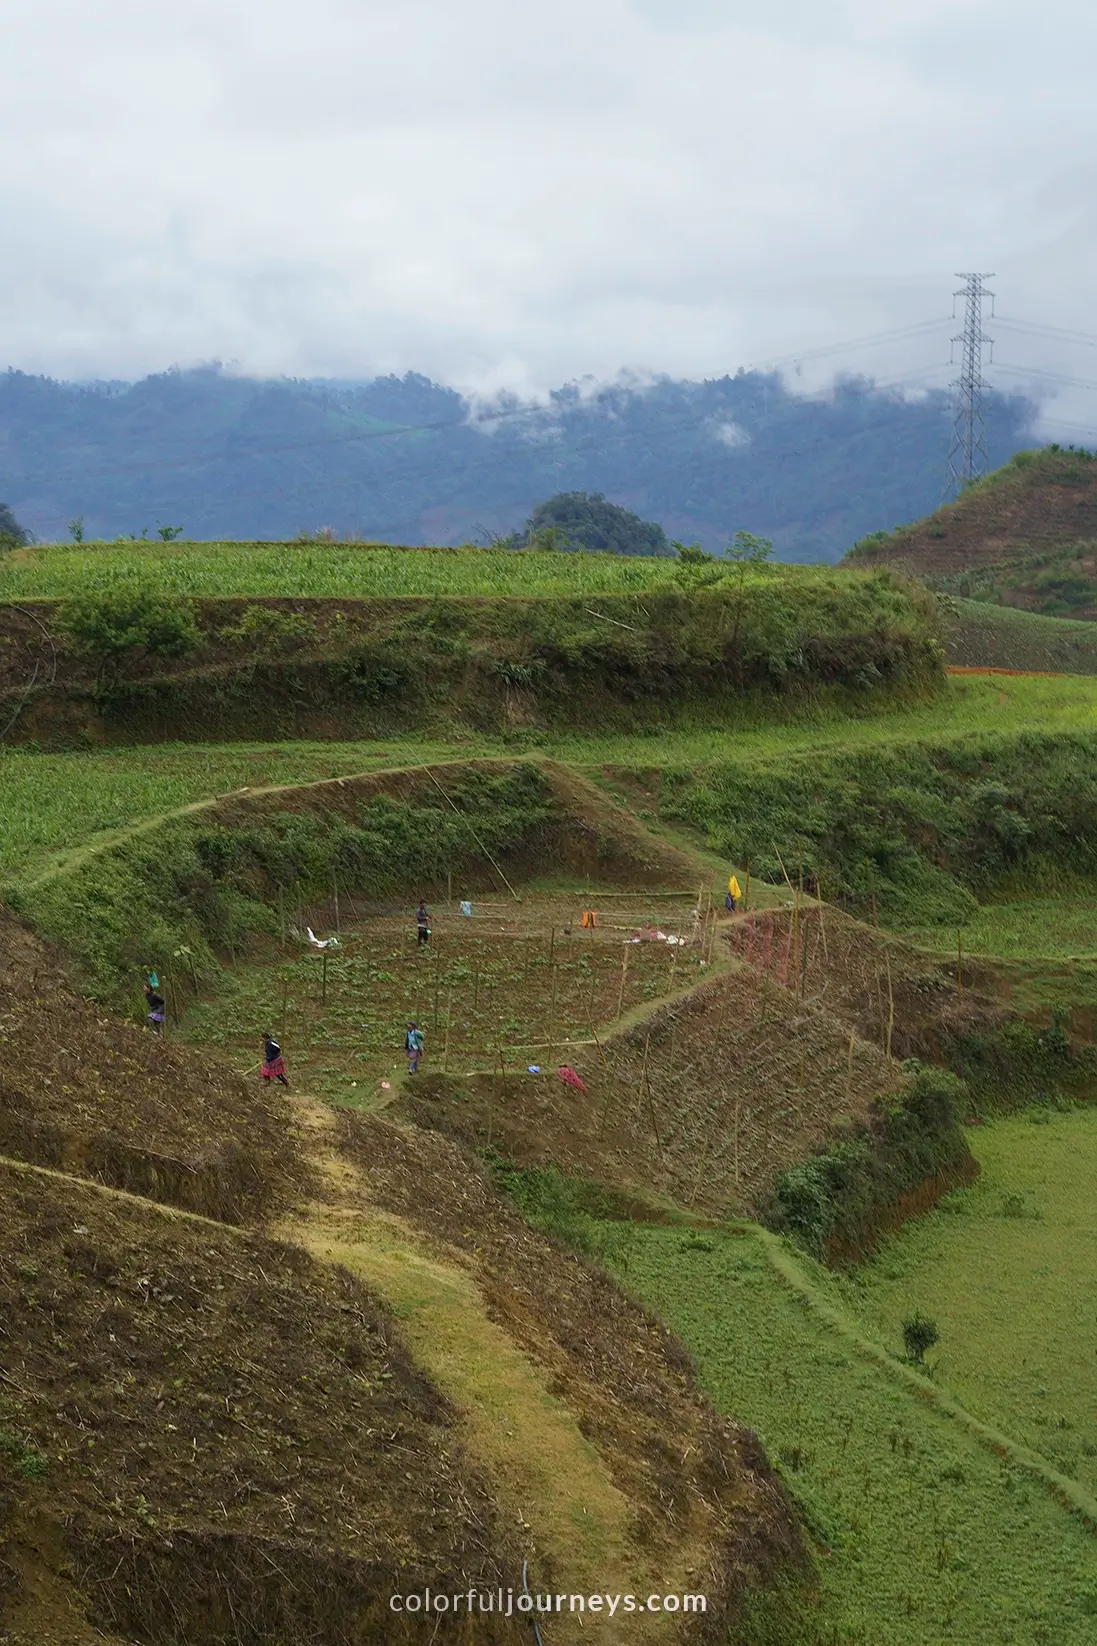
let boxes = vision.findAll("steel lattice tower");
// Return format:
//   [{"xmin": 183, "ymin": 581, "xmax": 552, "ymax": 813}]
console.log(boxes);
[{"xmin": 945, "ymin": 272, "xmax": 995, "ymax": 496}]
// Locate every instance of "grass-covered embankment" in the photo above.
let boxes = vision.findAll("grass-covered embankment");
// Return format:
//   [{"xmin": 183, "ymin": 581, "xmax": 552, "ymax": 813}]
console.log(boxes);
[
  {"xmin": 4, "ymin": 672, "xmax": 1096, "ymax": 883},
  {"xmin": 0, "ymin": 567, "xmax": 942, "ymax": 746},
  {"xmin": 663, "ymin": 730, "xmax": 1097, "ymax": 931}
]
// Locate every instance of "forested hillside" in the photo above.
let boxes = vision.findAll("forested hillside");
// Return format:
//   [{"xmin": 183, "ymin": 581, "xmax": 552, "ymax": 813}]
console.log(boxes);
[{"xmin": 0, "ymin": 365, "xmax": 1033, "ymax": 560}]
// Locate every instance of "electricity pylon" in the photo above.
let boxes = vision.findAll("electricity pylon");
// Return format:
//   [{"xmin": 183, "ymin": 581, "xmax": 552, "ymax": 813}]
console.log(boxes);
[{"xmin": 945, "ymin": 272, "xmax": 995, "ymax": 497}]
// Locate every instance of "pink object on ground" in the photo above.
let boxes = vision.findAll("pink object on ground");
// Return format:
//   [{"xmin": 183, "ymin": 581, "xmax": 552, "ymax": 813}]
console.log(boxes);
[{"xmin": 558, "ymin": 1065, "xmax": 587, "ymax": 1094}]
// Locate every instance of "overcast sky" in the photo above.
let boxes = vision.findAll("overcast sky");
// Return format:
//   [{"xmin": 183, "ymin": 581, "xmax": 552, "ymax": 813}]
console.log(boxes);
[{"xmin": 3, "ymin": 0, "xmax": 1096, "ymax": 430}]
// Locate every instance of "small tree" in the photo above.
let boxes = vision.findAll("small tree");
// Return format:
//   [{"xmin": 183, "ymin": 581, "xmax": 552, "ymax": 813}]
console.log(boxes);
[
  {"xmin": 673, "ymin": 541, "xmax": 726, "ymax": 590},
  {"xmin": 0, "ymin": 502, "xmax": 31, "ymax": 551},
  {"xmin": 68, "ymin": 516, "xmax": 85, "ymax": 543},
  {"xmin": 156, "ymin": 522, "xmax": 184, "ymax": 541},
  {"xmin": 726, "ymin": 529, "xmax": 774, "ymax": 653},
  {"xmin": 902, "ymin": 1314, "xmax": 940, "ymax": 1365}
]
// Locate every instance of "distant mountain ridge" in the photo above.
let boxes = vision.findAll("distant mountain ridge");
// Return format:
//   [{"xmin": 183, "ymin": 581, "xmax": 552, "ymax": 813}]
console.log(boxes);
[{"xmin": 0, "ymin": 363, "xmax": 1034, "ymax": 561}]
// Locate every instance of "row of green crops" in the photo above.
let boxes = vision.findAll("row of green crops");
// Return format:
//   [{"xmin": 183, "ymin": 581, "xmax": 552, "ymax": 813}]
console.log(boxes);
[
  {"xmin": 0, "ymin": 540, "xmax": 945, "ymax": 609},
  {"xmin": 1, "ymin": 540, "xmax": 739, "ymax": 599}
]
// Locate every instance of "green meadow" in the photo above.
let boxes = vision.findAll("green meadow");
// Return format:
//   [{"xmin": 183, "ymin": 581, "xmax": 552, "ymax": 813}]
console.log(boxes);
[
  {"xmin": 609, "ymin": 1220, "xmax": 1097, "ymax": 1645},
  {"xmin": 836, "ymin": 1108, "xmax": 1097, "ymax": 1501}
]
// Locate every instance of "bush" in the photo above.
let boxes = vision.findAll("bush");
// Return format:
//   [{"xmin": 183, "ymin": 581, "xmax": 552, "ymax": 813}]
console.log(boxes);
[
  {"xmin": 902, "ymin": 1314, "xmax": 940, "ymax": 1364},
  {"xmin": 769, "ymin": 1067, "xmax": 970, "ymax": 1259},
  {"xmin": 59, "ymin": 585, "xmax": 200, "ymax": 670}
]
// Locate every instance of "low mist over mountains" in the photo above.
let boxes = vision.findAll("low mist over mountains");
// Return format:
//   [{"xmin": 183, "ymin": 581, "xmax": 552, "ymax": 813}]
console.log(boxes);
[{"xmin": 1, "ymin": 365, "xmax": 1034, "ymax": 560}]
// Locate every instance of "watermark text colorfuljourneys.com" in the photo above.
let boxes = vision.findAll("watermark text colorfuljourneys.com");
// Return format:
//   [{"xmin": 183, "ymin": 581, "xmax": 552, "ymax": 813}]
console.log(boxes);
[{"xmin": 389, "ymin": 1589, "xmax": 707, "ymax": 1617}]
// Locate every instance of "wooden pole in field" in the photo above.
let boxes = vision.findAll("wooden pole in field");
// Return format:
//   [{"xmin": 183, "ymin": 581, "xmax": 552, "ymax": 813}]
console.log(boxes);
[
  {"xmin": 636, "ymin": 1034, "xmax": 650, "ymax": 1115},
  {"xmin": 332, "ymin": 873, "xmax": 341, "ymax": 934},
  {"xmin": 165, "ymin": 969, "xmax": 178, "ymax": 1032},
  {"xmin": 487, "ymin": 1048, "xmax": 500, "ymax": 1150},
  {"xmin": 956, "ymin": 931, "xmax": 964, "ymax": 999},
  {"xmin": 588, "ymin": 964, "xmax": 597, "ymax": 1026},
  {"xmin": 433, "ymin": 954, "xmax": 440, "ymax": 1028},
  {"xmin": 442, "ymin": 985, "xmax": 453, "ymax": 1072},
  {"xmin": 643, "ymin": 1061, "xmax": 663, "ymax": 1158},
  {"xmin": 615, "ymin": 944, "xmax": 630, "ymax": 1020},
  {"xmin": 883, "ymin": 950, "xmax": 896, "ymax": 1060},
  {"xmin": 590, "ymin": 1022, "xmax": 608, "ymax": 1068},
  {"xmin": 548, "ymin": 964, "xmax": 558, "ymax": 1069},
  {"xmin": 744, "ymin": 859, "xmax": 752, "ymax": 912}
]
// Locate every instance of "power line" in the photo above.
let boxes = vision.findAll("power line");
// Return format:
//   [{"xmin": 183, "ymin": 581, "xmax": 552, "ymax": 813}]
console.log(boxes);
[
  {"xmin": 994, "ymin": 316, "xmax": 1097, "ymax": 349},
  {"xmin": 991, "ymin": 362, "xmax": 1097, "ymax": 392},
  {"xmin": 747, "ymin": 316, "xmax": 950, "ymax": 373},
  {"xmin": 945, "ymin": 272, "xmax": 995, "ymax": 498}
]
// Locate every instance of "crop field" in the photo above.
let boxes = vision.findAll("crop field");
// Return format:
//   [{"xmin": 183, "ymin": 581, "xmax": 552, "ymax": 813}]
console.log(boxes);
[
  {"xmin": 610, "ymin": 1222, "xmax": 1097, "ymax": 1645},
  {"xmin": 0, "ymin": 540, "xmax": 783, "ymax": 599},
  {"xmin": 3, "ymin": 673, "xmax": 1097, "ymax": 886},
  {"xmin": 0, "ymin": 740, "xmax": 448, "ymax": 880},
  {"xmin": 905, "ymin": 889, "xmax": 1097, "ymax": 960},
  {"xmin": 837, "ymin": 1107, "xmax": 1097, "ymax": 1503},
  {"xmin": 176, "ymin": 901, "xmax": 705, "ymax": 1100}
]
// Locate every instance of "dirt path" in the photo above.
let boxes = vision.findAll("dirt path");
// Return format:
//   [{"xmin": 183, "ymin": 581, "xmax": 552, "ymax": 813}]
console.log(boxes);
[{"xmin": 275, "ymin": 1094, "xmax": 700, "ymax": 1643}]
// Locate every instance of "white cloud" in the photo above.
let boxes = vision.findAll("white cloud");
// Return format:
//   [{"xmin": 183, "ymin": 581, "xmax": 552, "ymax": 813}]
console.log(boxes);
[{"xmin": 0, "ymin": 0, "xmax": 1095, "ymax": 422}]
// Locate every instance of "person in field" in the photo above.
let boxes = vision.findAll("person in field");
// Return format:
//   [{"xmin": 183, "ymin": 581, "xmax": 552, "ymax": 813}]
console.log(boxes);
[
  {"xmin": 726, "ymin": 873, "xmax": 742, "ymax": 913},
  {"xmin": 405, "ymin": 1021, "xmax": 425, "ymax": 1074},
  {"xmin": 261, "ymin": 1035, "xmax": 289, "ymax": 1087},
  {"xmin": 416, "ymin": 900, "xmax": 431, "ymax": 948},
  {"xmin": 144, "ymin": 981, "xmax": 166, "ymax": 1035}
]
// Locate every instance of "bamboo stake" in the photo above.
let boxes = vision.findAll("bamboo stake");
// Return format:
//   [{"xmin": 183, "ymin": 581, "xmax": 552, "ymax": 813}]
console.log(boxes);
[
  {"xmin": 636, "ymin": 1034, "xmax": 650, "ymax": 1116},
  {"xmin": 643, "ymin": 1062, "xmax": 663, "ymax": 1158},
  {"xmin": 548, "ymin": 964, "xmax": 558, "ymax": 1070},
  {"xmin": 442, "ymin": 985, "xmax": 453, "ymax": 1072},
  {"xmin": 590, "ymin": 1022, "xmax": 608, "ymax": 1068},
  {"xmin": 548, "ymin": 925, "xmax": 556, "ymax": 970},
  {"xmin": 615, "ymin": 945, "xmax": 630, "ymax": 1020},
  {"xmin": 884, "ymin": 949, "xmax": 896, "ymax": 1060}
]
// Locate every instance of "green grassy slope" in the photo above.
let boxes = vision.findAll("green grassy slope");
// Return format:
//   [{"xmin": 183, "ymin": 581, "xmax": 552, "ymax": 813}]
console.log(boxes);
[
  {"xmin": 837, "ymin": 1109, "xmax": 1097, "ymax": 1502},
  {"xmin": 0, "ymin": 565, "xmax": 940, "ymax": 748},
  {"xmin": 4, "ymin": 674, "xmax": 1097, "ymax": 883},
  {"xmin": 610, "ymin": 1223, "xmax": 1097, "ymax": 1645}
]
